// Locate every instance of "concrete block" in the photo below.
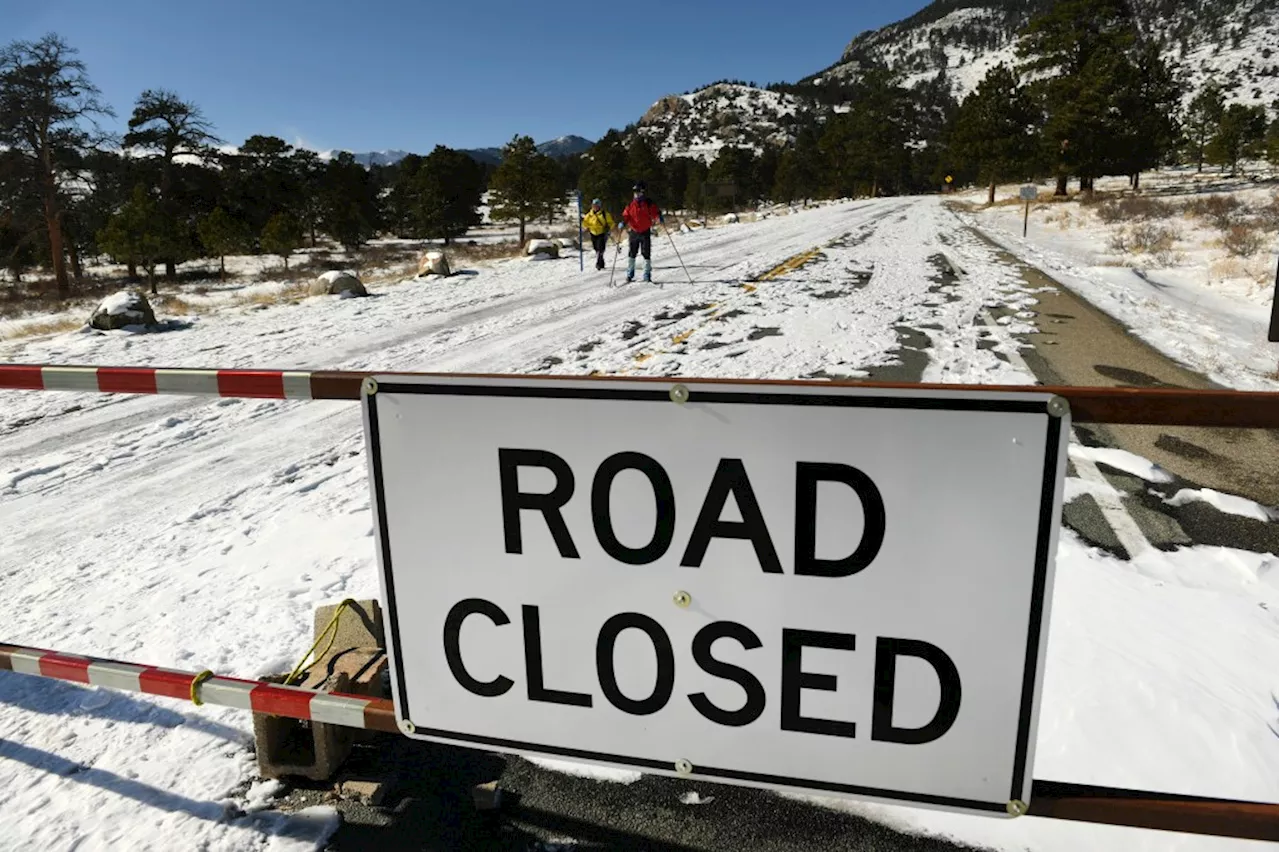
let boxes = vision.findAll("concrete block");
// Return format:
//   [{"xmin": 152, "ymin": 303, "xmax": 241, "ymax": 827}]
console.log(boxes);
[
  {"xmin": 314, "ymin": 599, "xmax": 384, "ymax": 653},
  {"xmin": 253, "ymin": 599, "xmax": 390, "ymax": 781},
  {"xmin": 253, "ymin": 672, "xmax": 356, "ymax": 782}
]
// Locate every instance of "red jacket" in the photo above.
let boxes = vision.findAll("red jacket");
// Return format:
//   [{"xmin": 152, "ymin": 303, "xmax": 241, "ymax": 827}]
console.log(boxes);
[{"xmin": 622, "ymin": 198, "xmax": 662, "ymax": 233}]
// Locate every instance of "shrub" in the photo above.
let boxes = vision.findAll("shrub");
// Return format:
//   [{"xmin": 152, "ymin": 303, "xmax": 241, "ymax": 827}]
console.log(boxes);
[
  {"xmin": 1221, "ymin": 223, "xmax": 1265, "ymax": 257},
  {"xmin": 1128, "ymin": 223, "xmax": 1179, "ymax": 254},
  {"xmin": 1093, "ymin": 197, "xmax": 1178, "ymax": 223},
  {"xmin": 1183, "ymin": 195, "xmax": 1243, "ymax": 228},
  {"xmin": 1095, "ymin": 201, "xmax": 1126, "ymax": 224}
]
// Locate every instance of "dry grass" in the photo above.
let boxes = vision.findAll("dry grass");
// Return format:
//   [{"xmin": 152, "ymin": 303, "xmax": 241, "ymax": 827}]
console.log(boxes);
[
  {"xmin": 449, "ymin": 241, "xmax": 525, "ymax": 263},
  {"xmin": 1182, "ymin": 195, "xmax": 1244, "ymax": 229},
  {"xmin": 1220, "ymin": 223, "xmax": 1266, "ymax": 257},
  {"xmin": 0, "ymin": 315, "xmax": 85, "ymax": 341},
  {"xmin": 231, "ymin": 281, "xmax": 309, "ymax": 308},
  {"xmin": 155, "ymin": 295, "xmax": 206, "ymax": 316},
  {"xmin": 1249, "ymin": 201, "xmax": 1279, "ymax": 231},
  {"xmin": 1093, "ymin": 196, "xmax": 1177, "ymax": 223}
]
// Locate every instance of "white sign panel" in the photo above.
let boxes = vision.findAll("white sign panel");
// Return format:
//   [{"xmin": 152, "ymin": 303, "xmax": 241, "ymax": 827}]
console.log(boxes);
[{"xmin": 362, "ymin": 376, "xmax": 1068, "ymax": 816}]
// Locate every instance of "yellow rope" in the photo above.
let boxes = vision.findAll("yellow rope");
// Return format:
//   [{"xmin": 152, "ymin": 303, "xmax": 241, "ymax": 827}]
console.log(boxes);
[
  {"xmin": 190, "ymin": 670, "xmax": 214, "ymax": 705},
  {"xmin": 283, "ymin": 598, "xmax": 358, "ymax": 686}
]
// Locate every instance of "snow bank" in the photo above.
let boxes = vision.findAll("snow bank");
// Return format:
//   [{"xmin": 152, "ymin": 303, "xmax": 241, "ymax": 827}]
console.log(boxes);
[
  {"xmin": 1164, "ymin": 488, "xmax": 1279, "ymax": 522},
  {"xmin": 524, "ymin": 756, "xmax": 641, "ymax": 785},
  {"xmin": 1068, "ymin": 445, "xmax": 1174, "ymax": 483}
]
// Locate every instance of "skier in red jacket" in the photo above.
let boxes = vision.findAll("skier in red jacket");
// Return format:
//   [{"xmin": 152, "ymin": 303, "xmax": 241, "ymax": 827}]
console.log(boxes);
[{"xmin": 618, "ymin": 181, "xmax": 664, "ymax": 283}]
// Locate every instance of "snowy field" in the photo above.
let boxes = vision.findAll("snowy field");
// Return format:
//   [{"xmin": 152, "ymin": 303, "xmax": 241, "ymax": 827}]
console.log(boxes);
[
  {"xmin": 953, "ymin": 168, "xmax": 1278, "ymax": 391},
  {"xmin": 0, "ymin": 197, "xmax": 1275, "ymax": 852}
]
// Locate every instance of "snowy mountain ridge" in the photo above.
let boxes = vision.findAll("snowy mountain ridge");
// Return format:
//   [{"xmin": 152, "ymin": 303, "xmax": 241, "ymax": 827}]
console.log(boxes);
[
  {"xmin": 634, "ymin": 83, "xmax": 816, "ymax": 164},
  {"xmin": 821, "ymin": 0, "xmax": 1278, "ymax": 107},
  {"xmin": 636, "ymin": 0, "xmax": 1278, "ymax": 162}
]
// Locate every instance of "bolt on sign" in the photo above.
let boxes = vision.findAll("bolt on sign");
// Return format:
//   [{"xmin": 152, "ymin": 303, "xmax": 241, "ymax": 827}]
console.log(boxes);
[{"xmin": 361, "ymin": 376, "xmax": 1070, "ymax": 816}]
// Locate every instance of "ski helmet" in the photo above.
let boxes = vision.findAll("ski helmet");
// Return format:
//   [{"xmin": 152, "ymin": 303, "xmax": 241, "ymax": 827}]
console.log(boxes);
[{"xmin": 633, "ymin": 181, "xmax": 647, "ymax": 192}]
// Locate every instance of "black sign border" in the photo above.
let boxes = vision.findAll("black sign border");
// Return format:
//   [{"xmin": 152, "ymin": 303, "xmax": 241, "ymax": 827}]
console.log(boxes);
[{"xmin": 365, "ymin": 381, "xmax": 1063, "ymax": 815}]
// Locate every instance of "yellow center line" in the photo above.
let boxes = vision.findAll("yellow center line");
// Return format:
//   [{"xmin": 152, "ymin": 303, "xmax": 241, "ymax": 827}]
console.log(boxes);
[{"xmin": 610, "ymin": 246, "xmax": 827, "ymax": 372}]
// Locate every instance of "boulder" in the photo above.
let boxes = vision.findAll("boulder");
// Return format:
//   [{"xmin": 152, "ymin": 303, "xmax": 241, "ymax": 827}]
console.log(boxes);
[
  {"xmin": 525, "ymin": 239, "xmax": 560, "ymax": 259},
  {"xmin": 417, "ymin": 251, "xmax": 451, "ymax": 276},
  {"xmin": 89, "ymin": 290, "xmax": 157, "ymax": 330},
  {"xmin": 556, "ymin": 237, "xmax": 579, "ymax": 251},
  {"xmin": 722, "ymin": 213, "xmax": 740, "ymax": 224},
  {"xmin": 641, "ymin": 95, "xmax": 690, "ymax": 125},
  {"xmin": 309, "ymin": 270, "xmax": 367, "ymax": 297}
]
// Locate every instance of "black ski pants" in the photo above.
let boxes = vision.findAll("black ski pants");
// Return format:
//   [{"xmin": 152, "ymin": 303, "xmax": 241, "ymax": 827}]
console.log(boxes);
[
  {"xmin": 628, "ymin": 230, "xmax": 652, "ymax": 259},
  {"xmin": 590, "ymin": 232, "xmax": 609, "ymax": 262}
]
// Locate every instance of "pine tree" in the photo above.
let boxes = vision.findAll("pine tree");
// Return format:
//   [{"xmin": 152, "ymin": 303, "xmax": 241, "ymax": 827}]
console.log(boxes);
[
  {"xmin": 663, "ymin": 157, "xmax": 695, "ymax": 211},
  {"xmin": 290, "ymin": 149, "xmax": 326, "ymax": 247},
  {"xmin": 96, "ymin": 184, "xmax": 178, "ymax": 294},
  {"xmin": 1184, "ymin": 82, "xmax": 1225, "ymax": 172},
  {"xmin": 1017, "ymin": 0, "xmax": 1138, "ymax": 194},
  {"xmin": 682, "ymin": 159, "xmax": 710, "ymax": 215},
  {"xmin": 1111, "ymin": 43, "xmax": 1181, "ymax": 188},
  {"xmin": 411, "ymin": 145, "xmax": 484, "ymax": 244},
  {"xmin": 626, "ymin": 135, "xmax": 665, "ymax": 202},
  {"xmin": 223, "ymin": 135, "xmax": 300, "ymax": 238},
  {"xmin": 820, "ymin": 71, "xmax": 914, "ymax": 198},
  {"xmin": 1206, "ymin": 104, "xmax": 1268, "ymax": 175},
  {"xmin": 579, "ymin": 131, "xmax": 632, "ymax": 217},
  {"xmin": 260, "ymin": 212, "xmax": 302, "ymax": 271},
  {"xmin": 948, "ymin": 64, "xmax": 1036, "ymax": 203},
  {"xmin": 320, "ymin": 152, "xmax": 379, "ymax": 250},
  {"xmin": 752, "ymin": 146, "xmax": 781, "ymax": 203},
  {"xmin": 124, "ymin": 88, "xmax": 220, "ymax": 279},
  {"xmin": 197, "ymin": 207, "xmax": 249, "ymax": 281},
  {"xmin": 0, "ymin": 34, "xmax": 113, "ymax": 297},
  {"xmin": 1267, "ymin": 116, "xmax": 1279, "ymax": 171},
  {"xmin": 773, "ymin": 126, "xmax": 822, "ymax": 203},
  {"xmin": 707, "ymin": 146, "xmax": 752, "ymax": 211},
  {"xmin": 489, "ymin": 135, "xmax": 559, "ymax": 246}
]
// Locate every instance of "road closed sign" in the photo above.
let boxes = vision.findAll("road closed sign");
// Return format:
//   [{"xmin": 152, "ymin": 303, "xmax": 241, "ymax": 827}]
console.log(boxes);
[{"xmin": 362, "ymin": 376, "xmax": 1069, "ymax": 816}]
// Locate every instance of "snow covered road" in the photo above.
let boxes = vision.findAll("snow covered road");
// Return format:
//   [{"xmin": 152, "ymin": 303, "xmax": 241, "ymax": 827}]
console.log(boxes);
[{"xmin": 0, "ymin": 198, "xmax": 1274, "ymax": 852}]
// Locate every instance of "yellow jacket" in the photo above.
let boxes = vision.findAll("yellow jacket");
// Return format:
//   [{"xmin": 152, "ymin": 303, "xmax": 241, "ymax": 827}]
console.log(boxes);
[{"xmin": 582, "ymin": 208, "xmax": 615, "ymax": 236}]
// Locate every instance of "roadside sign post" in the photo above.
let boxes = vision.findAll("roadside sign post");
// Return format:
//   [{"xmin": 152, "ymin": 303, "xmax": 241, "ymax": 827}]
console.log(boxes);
[
  {"xmin": 362, "ymin": 375, "xmax": 1070, "ymax": 817},
  {"xmin": 576, "ymin": 191, "xmax": 584, "ymax": 273},
  {"xmin": 1268, "ymin": 265, "xmax": 1277, "ymax": 343},
  {"xmin": 1020, "ymin": 185, "xmax": 1037, "ymax": 237}
]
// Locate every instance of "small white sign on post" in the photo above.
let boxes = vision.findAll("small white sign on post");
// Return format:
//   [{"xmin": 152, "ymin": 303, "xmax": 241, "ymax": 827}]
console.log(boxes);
[
  {"xmin": 1020, "ymin": 186, "xmax": 1038, "ymax": 236},
  {"xmin": 362, "ymin": 376, "xmax": 1069, "ymax": 817}
]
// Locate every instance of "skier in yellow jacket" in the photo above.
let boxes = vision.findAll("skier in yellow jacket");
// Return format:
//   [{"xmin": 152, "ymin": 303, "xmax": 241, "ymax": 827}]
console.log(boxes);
[{"xmin": 581, "ymin": 198, "xmax": 616, "ymax": 270}]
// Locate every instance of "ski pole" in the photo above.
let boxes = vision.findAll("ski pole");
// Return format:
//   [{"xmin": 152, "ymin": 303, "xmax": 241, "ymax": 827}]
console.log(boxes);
[
  {"xmin": 660, "ymin": 222, "xmax": 694, "ymax": 284},
  {"xmin": 608, "ymin": 230, "xmax": 624, "ymax": 287}
]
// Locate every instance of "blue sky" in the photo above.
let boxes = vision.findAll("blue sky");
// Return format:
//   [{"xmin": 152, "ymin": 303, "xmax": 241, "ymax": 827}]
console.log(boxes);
[{"xmin": 3, "ymin": 0, "xmax": 926, "ymax": 154}]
